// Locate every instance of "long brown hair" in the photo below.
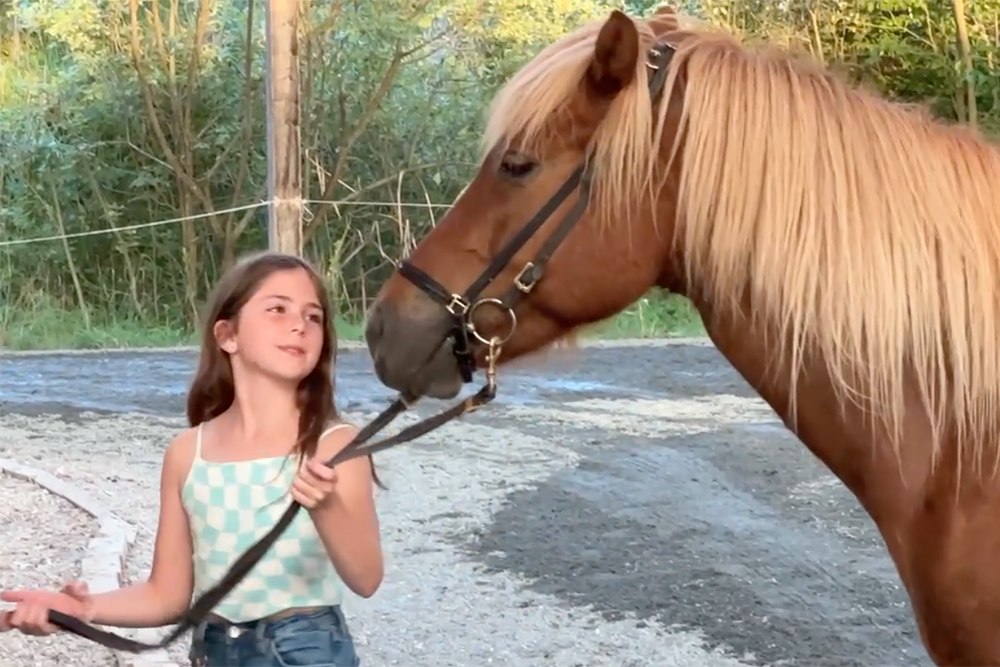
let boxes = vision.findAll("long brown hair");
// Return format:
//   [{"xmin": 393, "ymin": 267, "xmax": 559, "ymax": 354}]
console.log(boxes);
[{"xmin": 186, "ymin": 250, "xmax": 382, "ymax": 487}]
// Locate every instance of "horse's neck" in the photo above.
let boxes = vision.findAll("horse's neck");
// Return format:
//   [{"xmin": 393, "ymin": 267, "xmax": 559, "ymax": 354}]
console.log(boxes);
[{"xmin": 688, "ymin": 296, "xmax": 933, "ymax": 547}]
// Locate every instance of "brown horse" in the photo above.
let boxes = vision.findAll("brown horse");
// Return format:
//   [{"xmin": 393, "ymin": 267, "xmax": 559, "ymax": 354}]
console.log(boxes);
[{"xmin": 364, "ymin": 6, "xmax": 1000, "ymax": 665}]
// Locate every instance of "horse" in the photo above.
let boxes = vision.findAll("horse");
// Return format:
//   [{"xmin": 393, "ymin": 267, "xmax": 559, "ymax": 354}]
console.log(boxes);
[{"xmin": 362, "ymin": 5, "xmax": 1000, "ymax": 666}]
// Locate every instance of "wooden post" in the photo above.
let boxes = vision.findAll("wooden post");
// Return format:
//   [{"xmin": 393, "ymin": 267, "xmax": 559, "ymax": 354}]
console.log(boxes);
[{"xmin": 264, "ymin": 0, "xmax": 303, "ymax": 255}]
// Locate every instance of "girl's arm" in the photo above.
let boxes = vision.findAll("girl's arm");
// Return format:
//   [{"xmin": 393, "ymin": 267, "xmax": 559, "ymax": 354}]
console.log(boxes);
[
  {"xmin": 308, "ymin": 425, "xmax": 384, "ymax": 599},
  {"xmin": 87, "ymin": 431, "xmax": 196, "ymax": 627}
]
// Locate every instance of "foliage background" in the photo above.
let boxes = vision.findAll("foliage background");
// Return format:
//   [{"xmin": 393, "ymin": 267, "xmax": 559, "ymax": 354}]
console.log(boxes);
[{"xmin": 0, "ymin": 0, "xmax": 995, "ymax": 349}]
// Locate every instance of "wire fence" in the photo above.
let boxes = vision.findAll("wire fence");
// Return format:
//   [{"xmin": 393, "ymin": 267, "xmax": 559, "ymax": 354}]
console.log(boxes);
[{"xmin": 0, "ymin": 198, "xmax": 454, "ymax": 248}]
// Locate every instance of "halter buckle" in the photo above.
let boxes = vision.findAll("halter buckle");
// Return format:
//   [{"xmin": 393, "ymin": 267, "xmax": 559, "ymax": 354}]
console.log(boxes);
[
  {"xmin": 513, "ymin": 262, "xmax": 540, "ymax": 293},
  {"xmin": 445, "ymin": 294, "xmax": 470, "ymax": 317},
  {"xmin": 646, "ymin": 47, "xmax": 664, "ymax": 70}
]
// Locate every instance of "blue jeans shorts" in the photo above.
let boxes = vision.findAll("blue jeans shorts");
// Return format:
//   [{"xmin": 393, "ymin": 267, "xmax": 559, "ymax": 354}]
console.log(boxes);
[{"xmin": 188, "ymin": 605, "xmax": 360, "ymax": 667}]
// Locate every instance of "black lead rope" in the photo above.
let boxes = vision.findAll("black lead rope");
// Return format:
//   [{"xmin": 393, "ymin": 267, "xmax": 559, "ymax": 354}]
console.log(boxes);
[{"xmin": 44, "ymin": 378, "xmax": 498, "ymax": 653}]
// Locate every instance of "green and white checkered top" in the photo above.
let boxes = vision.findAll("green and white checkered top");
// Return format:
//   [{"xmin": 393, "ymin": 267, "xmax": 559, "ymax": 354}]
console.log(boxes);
[{"xmin": 180, "ymin": 422, "xmax": 349, "ymax": 622}]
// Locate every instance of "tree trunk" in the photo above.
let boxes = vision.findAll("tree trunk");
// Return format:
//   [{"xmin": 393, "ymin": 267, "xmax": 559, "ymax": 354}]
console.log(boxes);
[
  {"xmin": 952, "ymin": 0, "xmax": 977, "ymax": 128},
  {"xmin": 178, "ymin": 189, "xmax": 200, "ymax": 329}
]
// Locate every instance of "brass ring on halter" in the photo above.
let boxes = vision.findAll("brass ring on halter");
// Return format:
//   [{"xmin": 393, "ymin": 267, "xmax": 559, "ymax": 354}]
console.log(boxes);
[{"xmin": 466, "ymin": 297, "xmax": 517, "ymax": 347}]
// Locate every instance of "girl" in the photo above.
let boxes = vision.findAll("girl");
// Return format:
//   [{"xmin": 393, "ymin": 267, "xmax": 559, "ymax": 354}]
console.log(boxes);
[{"xmin": 0, "ymin": 251, "xmax": 384, "ymax": 667}]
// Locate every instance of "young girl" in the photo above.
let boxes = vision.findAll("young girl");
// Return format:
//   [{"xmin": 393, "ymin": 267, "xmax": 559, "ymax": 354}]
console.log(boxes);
[{"xmin": 0, "ymin": 251, "xmax": 384, "ymax": 667}]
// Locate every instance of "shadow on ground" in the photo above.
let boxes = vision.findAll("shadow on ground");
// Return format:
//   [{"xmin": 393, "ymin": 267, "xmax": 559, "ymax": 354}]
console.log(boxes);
[{"xmin": 460, "ymin": 423, "xmax": 930, "ymax": 667}]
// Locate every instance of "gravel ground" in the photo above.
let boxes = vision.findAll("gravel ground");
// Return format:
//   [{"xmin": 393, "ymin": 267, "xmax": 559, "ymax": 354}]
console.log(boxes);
[
  {"xmin": 2, "ymin": 410, "xmax": 742, "ymax": 667},
  {"xmin": 0, "ymin": 471, "xmax": 117, "ymax": 667},
  {"xmin": 0, "ymin": 341, "xmax": 934, "ymax": 667}
]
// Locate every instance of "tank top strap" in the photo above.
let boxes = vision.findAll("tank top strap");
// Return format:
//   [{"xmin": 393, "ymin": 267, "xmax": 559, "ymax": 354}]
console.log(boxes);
[
  {"xmin": 320, "ymin": 422, "xmax": 353, "ymax": 440},
  {"xmin": 194, "ymin": 423, "xmax": 204, "ymax": 460}
]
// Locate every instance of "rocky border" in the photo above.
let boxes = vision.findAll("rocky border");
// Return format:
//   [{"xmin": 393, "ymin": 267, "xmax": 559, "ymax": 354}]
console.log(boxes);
[{"xmin": 0, "ymin": 458, "xmax": 179, "ymax": 667}]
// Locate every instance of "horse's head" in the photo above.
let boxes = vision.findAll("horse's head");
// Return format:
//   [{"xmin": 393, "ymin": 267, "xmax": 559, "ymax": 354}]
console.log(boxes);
[{"xmin": 366, "ymin": 8, "xmax": 692, "ymax": 399}]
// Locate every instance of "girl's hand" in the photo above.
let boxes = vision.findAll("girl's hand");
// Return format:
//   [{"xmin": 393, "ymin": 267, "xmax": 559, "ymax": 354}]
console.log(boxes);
[
  {"xmin": 291, "ymin": 457, "xmax": 338, "ymax": 510},
  {"xmin": 0, "ymin": 581, "xmax": 93, "ymax": 636}
]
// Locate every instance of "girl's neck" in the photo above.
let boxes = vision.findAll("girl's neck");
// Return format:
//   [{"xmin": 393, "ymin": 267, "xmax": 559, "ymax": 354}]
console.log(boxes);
[{"xmin": 227, "ymin": 369, "xmax": 300, "ymax": 444}]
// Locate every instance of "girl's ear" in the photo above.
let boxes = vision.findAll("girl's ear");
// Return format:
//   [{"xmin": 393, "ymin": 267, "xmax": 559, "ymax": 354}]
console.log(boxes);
[{"xmin": 214, "ymin": 319, "xmax": 237, "ymax": 354}]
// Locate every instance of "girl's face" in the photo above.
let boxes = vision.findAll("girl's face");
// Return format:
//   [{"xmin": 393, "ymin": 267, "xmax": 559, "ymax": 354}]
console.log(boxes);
[{"xmin": 214, "ymin": 267, "xmax": 327, "ymax": 383}]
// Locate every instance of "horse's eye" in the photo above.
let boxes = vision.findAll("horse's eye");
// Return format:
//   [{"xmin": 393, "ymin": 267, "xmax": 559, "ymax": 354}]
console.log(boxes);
[{"xmin": 499, "ymin": 153, "xmax": 538, "ymax": 180}]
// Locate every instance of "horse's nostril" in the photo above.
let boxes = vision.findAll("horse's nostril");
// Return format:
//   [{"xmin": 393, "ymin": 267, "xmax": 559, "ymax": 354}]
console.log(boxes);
[
  {"xmin": 364, "ymin": 303, "xmax": 386, "ymax": 348},
  {"xmin": 371, "ymin": 350, "xmax": 390, "ymax": 384}
]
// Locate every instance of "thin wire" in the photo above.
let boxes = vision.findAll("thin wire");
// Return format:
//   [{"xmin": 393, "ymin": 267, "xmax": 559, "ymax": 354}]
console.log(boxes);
[
  {"xmin": 0, "ymin": 197, "xmax": 456, "ymax": 248},
  {"xmin": 306, "ymin": 199, "xmax": 453, "ymax": 209},
  {"xmin": 0, "ymin": 201, "xmax": 268, "ymax": 248}
]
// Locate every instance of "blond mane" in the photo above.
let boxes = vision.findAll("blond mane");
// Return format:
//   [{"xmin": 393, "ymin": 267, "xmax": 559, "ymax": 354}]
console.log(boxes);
[{"xmin": 483, "ymin": 10, "xmax": 1000, "ymax": 470}]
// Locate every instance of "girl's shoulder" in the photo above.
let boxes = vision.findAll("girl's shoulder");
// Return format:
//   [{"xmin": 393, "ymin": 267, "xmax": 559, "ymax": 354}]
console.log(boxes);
[
  {"xmin": 316, "ymin": 419, "xmax": 360, "ymax": 460},
  {"xmin": 161, "ymin": 423, "xmax": 204, "ymax": 490}
]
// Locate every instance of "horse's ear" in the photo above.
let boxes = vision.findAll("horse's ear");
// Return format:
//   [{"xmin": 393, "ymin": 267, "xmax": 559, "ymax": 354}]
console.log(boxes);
[
  {"xmin": 653, "ymin": 4, "xmax": 677, "ymax": 18},
  {"xmin": 585, "ymin": 9, "xmax": 640, "ymax": 99},
  {"xmin": 648, "ymin": 4, "xmax": 679, "ymax": 33}
]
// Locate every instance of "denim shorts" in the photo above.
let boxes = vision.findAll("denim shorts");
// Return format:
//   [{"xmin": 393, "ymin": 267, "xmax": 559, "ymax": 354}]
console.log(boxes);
[{"xmin": 189, "ymin": 605, "xmax": 360, "ymax": 667}]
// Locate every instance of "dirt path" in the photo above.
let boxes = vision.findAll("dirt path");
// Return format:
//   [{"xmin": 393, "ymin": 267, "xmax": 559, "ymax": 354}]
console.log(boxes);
[
  {"xmin": 0, "ymin": 472, "xmax": 117, "ymax": 667},
  {"xmin": 0, "ymin": 340, "xmax": 930, "ymax": 666}
]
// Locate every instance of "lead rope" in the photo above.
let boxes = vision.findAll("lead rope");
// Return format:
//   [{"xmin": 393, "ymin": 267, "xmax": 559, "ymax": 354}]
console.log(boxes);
[{"xmin": 41, "ymin": 341, "xmax": 503, "ymax": 653}]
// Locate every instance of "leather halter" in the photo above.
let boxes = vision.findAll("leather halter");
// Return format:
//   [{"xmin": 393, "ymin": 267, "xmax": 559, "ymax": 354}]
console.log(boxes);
[
  {"xmin": 38, "ymin": 39, "xmax": 678, "ymax": 655},
  {"xmin": 397, "ymin": 41, "xmax": 678, "ymax": 382}
]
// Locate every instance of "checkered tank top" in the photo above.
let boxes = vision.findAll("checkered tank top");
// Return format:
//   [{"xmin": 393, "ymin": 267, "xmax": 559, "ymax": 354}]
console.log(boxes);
[{"xmin": 181, "ymin": 423, "xmax": 350, "ymax": 622}]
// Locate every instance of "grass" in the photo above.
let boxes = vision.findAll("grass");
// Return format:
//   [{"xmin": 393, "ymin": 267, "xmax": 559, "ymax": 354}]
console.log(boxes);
[
  {"xmin": 0, "ymin": 292, "xmax": 704, "ymax": 352},
  {"xmin": 0, "ymin": 306, "xmax": 196, "ymax": 351},
  {"xmin": 587, "ymin": 292, "xmax": 704, "ymax": 339}
]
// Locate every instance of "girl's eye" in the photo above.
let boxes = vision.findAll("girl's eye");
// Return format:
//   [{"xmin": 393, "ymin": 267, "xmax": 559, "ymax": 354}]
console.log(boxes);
[{"xmin": 268, "ymin": 304, "xmax": 322, "ymax": 323}]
